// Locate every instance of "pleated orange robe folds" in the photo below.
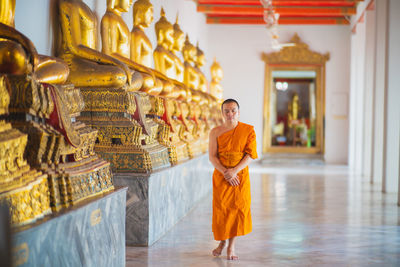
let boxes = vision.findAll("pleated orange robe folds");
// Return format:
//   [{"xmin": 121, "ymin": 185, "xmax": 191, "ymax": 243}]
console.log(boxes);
[{"xmin": 212, "ymin": 122, "xmax": 258, "ymax": 241}]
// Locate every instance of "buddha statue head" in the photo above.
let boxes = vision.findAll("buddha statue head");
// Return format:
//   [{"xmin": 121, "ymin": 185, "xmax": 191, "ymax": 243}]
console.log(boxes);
[
  {"xmin": 154, "ymin": 7, "xmax": 173, "ymax": 49},
  {"xmin": 107, "ymin": 0, "xmax": 133, "ymax": 14},
  {"xmin": 210, "ymin": 58, "xmax": 223, "ymax": 82},
  {"xmin": 172, "ymin": 15, "xmax": 185, "ymax": 54},
  {"xmin": 196, "ymin": 42, "xmax": 205, "ymax": 68},
  {"xmin": 0, "ymin": 0, "xmax": 15, "ymax": 26},
  {"xmin": 182, "ymin": 35, "xmax": 196, "ymax": 63},
  {"xmin": 133, "ymin": 0, "xmax": 153, "ymax": 28}
]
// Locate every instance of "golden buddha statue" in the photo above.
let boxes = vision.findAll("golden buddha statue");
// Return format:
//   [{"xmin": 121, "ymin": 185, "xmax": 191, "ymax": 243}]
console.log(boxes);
[
  {"xmin": 101, "ymin": 0, "xmax": 158, "ymax": 137},
  {"xmin": 152, "ymin": 8, "xmax": 192, "ymax": 161},
  {"xmin": 194, "ymin": 42, "xmax": 208, "ymax": 93},
  {"xmin": 58, "ymin": 0, "xmax": 140, "ymax": 89},
  {"xmin": 56, "ymin": 0, "xmax": 170, "ymax": 172},
  {"xmin": 182, "ymin": 35, "xmax": 199, "ymax": 90},
  {"xmin": 170, "ymin": 14, "xmax": 190, "ymax": 101},
  {"xmin": 101, "ymin": 0, "xmax": 161, "ymax": 93},
  {"xmin": 132, "ymin": 1, "xmax": 175, "ymax": 96},
  {"xmin": 131, "ymin": 0, "xmax": 153, "ymax": 68},
  {"xmin": 288, "ymin": 92, "xmax": 300, "ymax": 128},
  {"xmin": 0, "ymin": 0, "xmax": 69, "ymax": 84},
  {"xmin": 172, "ymin": 15, "xmax": 185, "ymax": 83},
  {"xmin": 154, "ymin": 8, "xmax": 176, "ymax": 80},
  {"xmin": 193, "ymin": 90, "xmax": 211, "ymax": 153},
  {"xmin": 210, "ymin": 58, "xmax": 224, "ymax": 104}
]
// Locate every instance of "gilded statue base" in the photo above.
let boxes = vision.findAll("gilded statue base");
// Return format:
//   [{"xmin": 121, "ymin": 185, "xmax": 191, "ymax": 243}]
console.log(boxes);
[
  {"xmin": 0, "ymin": 122, "xmax": 51, "ymax": 226},
  {"xmin": 0, "ymin": 173, "xmax": 51, "ymax": 227},
  {"xmin": 0, "ymin": 74, "xmax": 52, "ymax": 227},
  {"xmin": 44, "ymin": 155, "xmax": 113, "ymax": 211},
  {"xmin": 200, "ymin": 135, "xmax": 209, "ymax": 154},
  {"xmin": 94, "ymin": 143, "xmax": 170, "ymax": 173},
  {"xmin": 172, "ymin": 139, "xmax": 190, "ymax": 164},
  {"xmin": 187, "ymin": 138, "xmax": 203, "ymax": 158},
  {"xmin": 5, "ymin": 75, "xmax": 115, "ymax": 212},
  {"xmin": 79, "ymin": 87, "xmax": 171, "ymax": 173}
]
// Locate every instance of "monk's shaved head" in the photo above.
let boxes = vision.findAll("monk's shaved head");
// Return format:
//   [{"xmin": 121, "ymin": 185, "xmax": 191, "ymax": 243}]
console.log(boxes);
[{"xmin": 221, "ymin": 99, "xmax": 239, "ymax": 110}]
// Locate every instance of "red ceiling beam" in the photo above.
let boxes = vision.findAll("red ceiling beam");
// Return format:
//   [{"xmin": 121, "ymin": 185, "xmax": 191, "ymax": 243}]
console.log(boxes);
[
  {"xmin": 198, "ymin": 5, "xmax": 356, "ymax": 16},
  {"xmin": 198, "ymin": 0, "xmax": 363, "ymax": 4},
  {"xmin": 209, "ymin": 13, "xmax": 352, "ymax": 17},
  {"xmin": 206, "ymin": 16, "xmax": 350, "ymax": 25}
]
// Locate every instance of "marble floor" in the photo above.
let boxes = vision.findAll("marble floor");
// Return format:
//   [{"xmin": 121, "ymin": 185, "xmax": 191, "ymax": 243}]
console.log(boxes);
[{"xmin": 126, "ymin": 163, "xmax": 400, "ymax": 267}]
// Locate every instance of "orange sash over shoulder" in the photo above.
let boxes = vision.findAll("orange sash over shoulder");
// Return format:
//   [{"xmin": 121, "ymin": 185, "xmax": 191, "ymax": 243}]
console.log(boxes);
[{"xmin": 212, "ymin": 122, "xmax": 257, "ymax": 241}]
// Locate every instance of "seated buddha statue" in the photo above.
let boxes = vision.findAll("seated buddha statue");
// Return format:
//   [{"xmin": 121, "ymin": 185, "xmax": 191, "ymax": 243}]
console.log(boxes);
[
  {"xmin": 182, "ymin": 35, "xmax": 199, "ymax": 90},
  {"xmin": 101, "ymin": 0, "xmax": 161, "ymax": 93},
  {"xmin": 209, "ymin": 58, "xmax": 224, "ymax": 105},
  {"xmin": 194, "ymin": 43, "xmax": 208, "ymax": 93},
  {"xmin": 180, "ymin": 35, "xmax": 201, "ymax": 138},
  {"xmin": 288, "ymin": 92, "xmax": 300, "ymax": 128},
  {"xmin": 154, "ymin": 8, "xmax": 176, "ymax": 80},
  {"xmin": 172, "ymin": 16, "xmax": 185, "ymax": 83},
  {"xmin": 131, "ymin": 0, "xmax": 153, "ymax": 69},
  {"xmin": 0, "ymin": 0, "xmax": 68, "ymax": 84},
  {"xmin": 58, "ymin": 0, "xmax": 140, "ymax": 90},
  {"xmin": 171, "ymin": 15, "xmax": 190, "ymax": 101},
  {"xmin": 152, "ymin": 8, "xmax": 192, "ymax": 161}
]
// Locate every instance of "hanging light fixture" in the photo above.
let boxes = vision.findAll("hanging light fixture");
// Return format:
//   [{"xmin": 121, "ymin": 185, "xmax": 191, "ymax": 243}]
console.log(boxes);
[
  {"xmin": 260, "ymin": 0, "xmax": 294, "ymax": 50},
  {"xmin": 260, "ymin": 0, "xmax": 279, "ymax": 29}
]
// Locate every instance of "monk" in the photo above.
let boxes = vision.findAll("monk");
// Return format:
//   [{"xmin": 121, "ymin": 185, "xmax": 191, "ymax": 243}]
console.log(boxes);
[{"xmin": 208, "ymin": 98, "xmax": 258, "ymax": 260}]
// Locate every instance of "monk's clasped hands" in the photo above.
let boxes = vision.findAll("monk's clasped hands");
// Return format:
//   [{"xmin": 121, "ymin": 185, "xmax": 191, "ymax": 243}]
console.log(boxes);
[{"xmin": 224, "ymin": 169, "xmax": 240, "ymax": 186}]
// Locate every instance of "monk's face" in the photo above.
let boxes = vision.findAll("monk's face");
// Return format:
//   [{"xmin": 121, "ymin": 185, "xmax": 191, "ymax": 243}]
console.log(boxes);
[{"xmin": 222, "ymin": 102, "xmax": 239, "ymax": 123}]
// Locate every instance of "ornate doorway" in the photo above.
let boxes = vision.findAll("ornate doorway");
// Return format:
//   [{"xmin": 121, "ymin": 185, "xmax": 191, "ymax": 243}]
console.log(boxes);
[{"xmin": 262, "ymin": 34, "xmax": 329, "ymax": 154}]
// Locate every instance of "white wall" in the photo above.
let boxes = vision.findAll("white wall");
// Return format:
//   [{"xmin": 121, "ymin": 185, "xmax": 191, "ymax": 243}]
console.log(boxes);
[{"xmin": 207, "ymin": 25, "xmax": 351, "ymax": 164}]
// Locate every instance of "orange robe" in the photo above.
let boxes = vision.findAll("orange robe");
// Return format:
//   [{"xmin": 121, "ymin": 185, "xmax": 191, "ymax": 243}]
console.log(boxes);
[{"xmin": 212, "ymin": 122, "xmax": 258, "ymax": 240}]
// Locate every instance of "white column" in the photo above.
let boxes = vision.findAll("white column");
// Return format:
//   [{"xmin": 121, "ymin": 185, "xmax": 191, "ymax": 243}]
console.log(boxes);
[
  {"xmin": 384, "ymin": 0, "xmax": 400, "ymax": 201},
  {"xmin": 373, "ymin": 0, "xmax": 389, "ymax": 186},
  {"xmin": 349, "ymin": 34, "xmax": 357, "ymax": 171},
  {"xmin": 353, "ymin": 21, "xmax": 367, "ymax": 174},
  {"xmin": 362, "ymin": 9, "xmax": 377, "ymax": 179}
]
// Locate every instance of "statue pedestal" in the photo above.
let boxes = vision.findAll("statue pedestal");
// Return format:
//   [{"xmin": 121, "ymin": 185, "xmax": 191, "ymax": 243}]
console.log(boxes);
[
  {"xmin": 114, "ymin": 154, "xmax": 212, "ymax": 246},
  {"xmin": 12, "ymin": 188, "xmax": 127, "ymax": 267}
]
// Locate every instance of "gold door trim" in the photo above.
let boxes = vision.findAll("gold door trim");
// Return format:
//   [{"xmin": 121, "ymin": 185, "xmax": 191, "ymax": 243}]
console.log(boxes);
[{"xmin": 261, "ymin": 34, "xmax": 329, "ymax": 154}]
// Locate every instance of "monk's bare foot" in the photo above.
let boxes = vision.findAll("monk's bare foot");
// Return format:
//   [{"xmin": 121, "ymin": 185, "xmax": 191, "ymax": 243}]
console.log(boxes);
[
  {"xmin": 227, "ymin": 247, "xmax": 238, "ymax": 260},
  {"xmin": 212, "ymin": 240, "xmax": 226, "ymax": 257}
]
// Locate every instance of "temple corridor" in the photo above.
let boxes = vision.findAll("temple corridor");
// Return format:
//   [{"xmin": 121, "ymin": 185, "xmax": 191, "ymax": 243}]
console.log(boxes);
[{"xmin": 126, "ymin": 163, "xmax": 400, "ymax": 266}]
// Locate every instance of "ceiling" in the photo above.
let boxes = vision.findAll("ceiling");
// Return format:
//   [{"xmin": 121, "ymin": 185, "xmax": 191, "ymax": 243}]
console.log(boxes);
[{"xmin": 195, "ymin": 0, "xmax": 363, "ymax": 25}]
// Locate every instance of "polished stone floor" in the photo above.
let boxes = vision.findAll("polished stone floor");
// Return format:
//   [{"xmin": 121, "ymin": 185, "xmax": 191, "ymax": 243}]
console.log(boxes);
[{"xmin": 126, "ymin": 164, "xmax": 400, "ymax": 266}]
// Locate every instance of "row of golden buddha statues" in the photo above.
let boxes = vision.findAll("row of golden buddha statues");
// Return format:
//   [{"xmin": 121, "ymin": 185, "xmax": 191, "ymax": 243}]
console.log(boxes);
[{"xmin": 0, "ymin": 0, "xmax": 224, "ymax": 226}]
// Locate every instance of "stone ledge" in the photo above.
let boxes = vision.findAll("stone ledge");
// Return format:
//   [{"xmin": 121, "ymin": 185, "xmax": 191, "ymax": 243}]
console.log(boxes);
[
  {"xmin": 114, "ymin": 154, "xmax": 213, "ymax": 246},
  {"xmin": 12, "ymin": 187, "xmax": 127, "ymax": 267}
]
